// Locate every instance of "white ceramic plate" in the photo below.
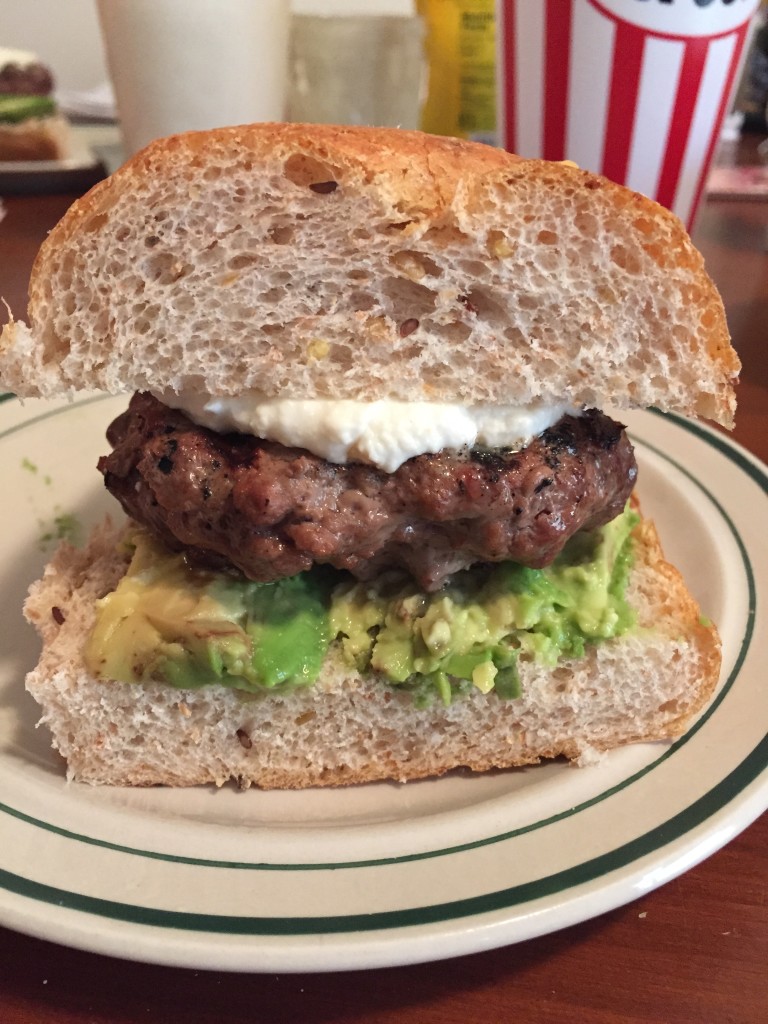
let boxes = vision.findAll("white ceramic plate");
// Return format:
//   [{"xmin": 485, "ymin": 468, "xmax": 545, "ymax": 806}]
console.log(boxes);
[{"xmin": 0, "ymin": 394, "xmax": 766, "ymax": 973}]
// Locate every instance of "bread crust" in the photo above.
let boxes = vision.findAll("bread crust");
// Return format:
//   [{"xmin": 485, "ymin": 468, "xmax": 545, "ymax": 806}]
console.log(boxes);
[
  {"xmin": 23, "ymin": 510, "xmax": 721, "ymax": 789},
  {"xmin": 0, "ymin": 123, "xmax": 737, "ymax": 424}
]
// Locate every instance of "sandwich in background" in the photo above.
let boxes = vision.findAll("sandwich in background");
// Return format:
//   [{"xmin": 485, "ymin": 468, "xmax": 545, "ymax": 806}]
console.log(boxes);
[{"xmin": 0, "ymin": 47, "xmax": 72, "ymax": 162}]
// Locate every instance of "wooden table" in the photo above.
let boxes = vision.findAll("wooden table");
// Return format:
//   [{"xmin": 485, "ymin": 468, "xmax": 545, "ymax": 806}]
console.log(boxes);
[{"xmin": 0, "ymin": 149, "xmax": 766, "ymax": 1024}]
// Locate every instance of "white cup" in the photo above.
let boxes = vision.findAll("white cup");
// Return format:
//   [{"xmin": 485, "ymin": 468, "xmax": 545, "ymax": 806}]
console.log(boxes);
[{"xmin": 97, "ymin": 0, "xmax": 290, "ymax": 157}]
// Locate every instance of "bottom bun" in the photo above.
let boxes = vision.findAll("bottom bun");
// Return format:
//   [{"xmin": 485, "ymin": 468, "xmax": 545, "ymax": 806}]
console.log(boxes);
[
  {"xmin": 0, "ymin": 113, "xmax": 71, "ymax": 161},
  {"xmin": 23, "ymin": 514, "xmax": 721, "ymax": 788}
]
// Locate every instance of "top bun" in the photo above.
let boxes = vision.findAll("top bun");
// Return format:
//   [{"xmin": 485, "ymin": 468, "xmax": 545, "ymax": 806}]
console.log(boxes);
[{"xmin": 0, "ymin": 123, "xmax": 737, "ymax": 424}]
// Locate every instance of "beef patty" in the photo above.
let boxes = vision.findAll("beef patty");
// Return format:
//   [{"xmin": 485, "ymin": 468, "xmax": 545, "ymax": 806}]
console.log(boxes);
[
  {"xmin": 0, "ymin": 61, "xmax": 54, "ymax": 96},
  {"xmin": 99, "ymin": 392, "xmax": 638, "ymax": 591}
]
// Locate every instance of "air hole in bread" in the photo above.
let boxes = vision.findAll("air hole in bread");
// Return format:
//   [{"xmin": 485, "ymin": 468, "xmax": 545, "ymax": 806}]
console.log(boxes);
[
  {"xmin": 380, "ymin": 276, "xmax": 437, "ymax": 318},
  {"xmin": 634, "ymin": 216, "xmax": 655, "ymax": 236},
  {"xmin": 641, "ymin": 241, "xmax": 672, "ymax": 267},
  {"xmin": 537, "ymin": 229, "xmax": 559, "ymax": 246},
  {"xmin": 85, "ymin": 213, "xmax": 109, "ymax": 233},
  {"xmin": 610, "ymin": 244, "xmax": 641, "ymax": 274},
  {"xmin": 142, "ymin": 252, "xmax": 193, "ymax": 285},
  {"xmin": 349, "ymin": 291, "xmax": 377, "ymax": 312},
  {"xmin": 173, "ymin": 294, "xmax": 196, "ymax": 314},
  {"xmin": 227, "ymin": 253, "xmax": 258, "ymax": 271},
  {"xmin": 439, "ymin": 321, "xmax": 472, "ymax": 344},
  {"xmin": 400, "ymin": 341, "xmax": 423, "ymax": 360},
  {"xmin": 283, "ymin": 153, "xmax": 339, "ymax": 189},
  {"xmin": 225, "ymin": 303, "xmax": 253, "ymax": 322},
  {"xmin": 574, "ymin": 209, "xmax": 598, "ymax": 236},
  {"xmin": 596, "ymin": 285, "xmax": 618, "ymax": 306},
  {"xmin": 503, "ymin": 325, "xmax": 526, "ymax": 345},
  {"xmin": 107, "ymin": 260, "xmax": 128, "ymax": 280},
  {"xmin": 419, "ymin": 254, "xmax": 443, "ymax": 276},
  {"xmin": 459, "ymin": 259, "xmax": 490, "ymax": 279},
  {"xmin": 329, "ymin": 342, "xmax": 354, "ymax": 371},
  {"xmin": 423, "ymin": 361, "xmax": 452, "ymax": 384},
  {"xmin": 309, "ymin": 181, "xmax": 338, "ymax": 195},
  {"xmin": 268, "ymin": 224, "xmax": 294, "ymax": 245},
  {"xmin": 57, "ymin": 250, "xmax": 76, "ymax": 280},
  {"xmin": 260, "ymin": 287, "xmax": 286, "ymax": 306},
  {"xmin": 389, "ymin": 250, "xmax": 442, "ymax": 280},
  {"xmin": 659, "ymin": 699, "xmax": 680, "ymax": 714},
  {"xmin": 421, "ymin": 224, "xmax": 470, "ymax": 247},
  {"xmin": 536, "ymin": 249, "xmax": 564, "ymax": 273},
  {"xmin": 461, "ymin": 288, "xmax": 507, "ymax": 324},
  {"xmin": 382, "ymin": 220, "xmax": 415, "ymax": 234}
]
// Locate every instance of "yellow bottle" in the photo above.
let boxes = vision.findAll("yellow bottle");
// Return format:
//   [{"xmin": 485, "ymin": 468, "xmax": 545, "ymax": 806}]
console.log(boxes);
[{"xmin": 418, "ymin": 0, "xmax": 496, "ymax": 144}]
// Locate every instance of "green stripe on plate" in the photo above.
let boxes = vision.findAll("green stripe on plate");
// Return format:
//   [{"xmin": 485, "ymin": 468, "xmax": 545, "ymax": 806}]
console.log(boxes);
[{"xmin": 1, "ymin": 733, "xmax": 766, "ymax": 935}]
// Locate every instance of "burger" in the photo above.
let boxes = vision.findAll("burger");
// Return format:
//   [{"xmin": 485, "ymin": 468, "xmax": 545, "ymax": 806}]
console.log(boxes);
[
  {"xmin": 0, "ymin": 124, "xmax": 738, "ymax": 788},
  {"xmin": 0, "ymin": 47, "xmax": 71, "ymax": 162}
]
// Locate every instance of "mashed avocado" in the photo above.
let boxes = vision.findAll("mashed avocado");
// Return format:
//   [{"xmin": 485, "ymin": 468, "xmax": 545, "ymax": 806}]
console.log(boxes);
[
  {"xmin": 331, "ymin": 503, "xmax": 639, "ymax": 705},
  {"xmin": 86, "ymin": 505, "xmax": 639, "ymax": 704},
  {"xmin": 0, "ymin": 94, "xmax": 55, "ymax": 123},
  {"xmin": 85, "ymin": 533, "xmax": 334, "ymax": 692}
]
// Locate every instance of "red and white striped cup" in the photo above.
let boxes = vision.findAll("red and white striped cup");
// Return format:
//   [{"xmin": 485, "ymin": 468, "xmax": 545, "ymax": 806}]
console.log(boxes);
[{"xmin": 497, "ymin": 0, "xmax": 760, "ymax": 227}]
